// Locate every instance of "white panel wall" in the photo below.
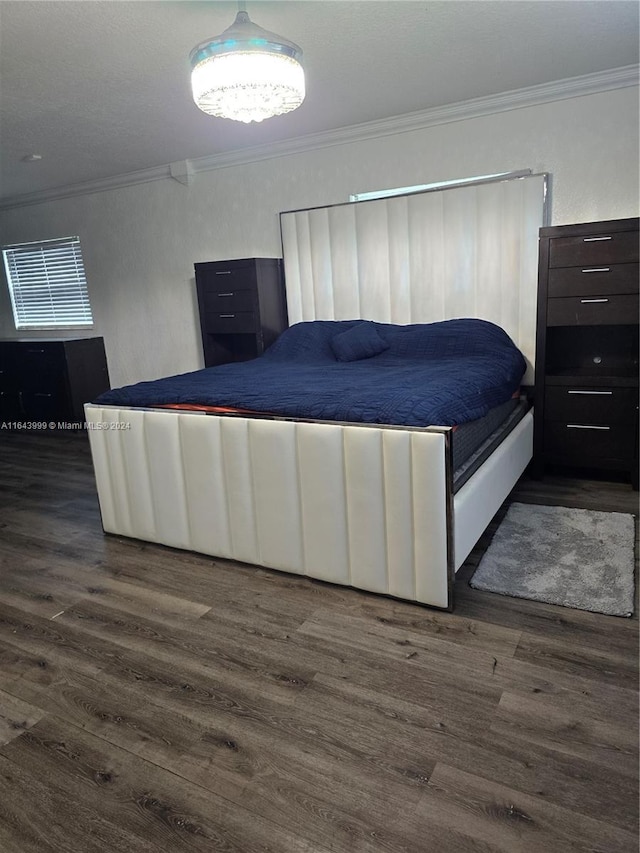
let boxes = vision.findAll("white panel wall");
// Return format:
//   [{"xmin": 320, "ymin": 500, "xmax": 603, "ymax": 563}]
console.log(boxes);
[{"xmin": 0, "ymin": 86, "xmax": 637, "ymax": 388}]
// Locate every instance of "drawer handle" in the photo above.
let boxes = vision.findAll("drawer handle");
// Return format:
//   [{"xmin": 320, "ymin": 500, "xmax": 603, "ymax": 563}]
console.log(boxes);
[
  {"xmin": 581, "ymin": 267, "xmax": 610, "ymax": 273},
  {"xmin": 566, "ymin": 424, "xmax": 611, "ymax": 431},
  {"xmin": 219, "ymin": 314, "xmax": 236, "ymax": 319},
  {"xmin": 583, "ymin": 236, "xmax": 612, "ymax": 242},
  {"xmin": 217, "ymin": 292, "xmax": 234, "ymax": 297},
  {"xmin": 567, "ymin": 390, "xmax": 613, "ymax": 396},
  {"xmin": 215, "ymin": 270, "xmax": 232, "ymax": 275},
  {"xmin": 34, "ymin": 393, "xmax": 52, "ymax": 398},
  {"xmin": 27, "ymin": 348, "xmax": 46, "ymax": 353},
  {"xmin": 580, "ymin": 298, "xmax": 609, "ymax": 304}
]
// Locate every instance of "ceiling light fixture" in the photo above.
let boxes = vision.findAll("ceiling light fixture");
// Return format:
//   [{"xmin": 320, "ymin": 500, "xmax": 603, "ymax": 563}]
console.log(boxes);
[{"xmin": 189, "ymin": 7, "xmax": 305, "ymax": 124}]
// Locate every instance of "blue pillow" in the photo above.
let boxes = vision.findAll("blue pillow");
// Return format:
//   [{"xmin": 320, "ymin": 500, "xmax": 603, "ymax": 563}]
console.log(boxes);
[{"xmin": 330, "ymin": 321, "xmax": 389, "ymax": 362}]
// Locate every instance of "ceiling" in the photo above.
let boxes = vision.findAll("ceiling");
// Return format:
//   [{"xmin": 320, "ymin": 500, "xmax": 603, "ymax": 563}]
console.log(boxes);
[{"xmin": 1, "ymin": 0, "xmax": 638, "ymax": 203}]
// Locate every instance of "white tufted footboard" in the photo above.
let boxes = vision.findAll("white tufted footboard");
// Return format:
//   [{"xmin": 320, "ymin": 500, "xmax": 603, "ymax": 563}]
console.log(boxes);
[{"xmin": 85, "ymin": 405, "xmax": 455, "ymax": 609}]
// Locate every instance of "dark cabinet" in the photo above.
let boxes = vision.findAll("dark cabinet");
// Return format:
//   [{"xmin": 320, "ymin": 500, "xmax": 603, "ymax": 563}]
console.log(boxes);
[
  {"xmin": 0, "ymin": 337, "xmax": 110, "ymax": 426},
  {"xmin": 533, "ymin": 218, "xmax": 639, "ymax": 487},
  {"xmin": 194, "ymin": 258, "xmax": 288, "ymax": 367}
]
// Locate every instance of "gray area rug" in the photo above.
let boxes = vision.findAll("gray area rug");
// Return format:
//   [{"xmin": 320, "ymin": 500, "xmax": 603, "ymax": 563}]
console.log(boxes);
[{"xmin": 470, "ymin": 503, "xmax": 636, "ymax": 617}]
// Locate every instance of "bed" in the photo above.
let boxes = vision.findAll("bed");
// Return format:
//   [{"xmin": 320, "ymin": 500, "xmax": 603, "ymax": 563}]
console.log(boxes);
[{"xmin": 86, "ymin": 172, "xmax": 547, "ymax": 610}]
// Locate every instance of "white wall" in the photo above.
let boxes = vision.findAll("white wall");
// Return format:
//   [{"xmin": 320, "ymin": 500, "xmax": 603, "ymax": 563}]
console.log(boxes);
[{"xmin": 0, "ymin": 86, "xmax": 638, "ymax": 388}]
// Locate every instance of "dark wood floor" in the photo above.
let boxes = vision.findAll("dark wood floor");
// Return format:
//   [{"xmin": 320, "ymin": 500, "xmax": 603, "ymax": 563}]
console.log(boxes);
[{"xmin": 0, "ymin": 432, "xmax": 637, "ymax": 853}]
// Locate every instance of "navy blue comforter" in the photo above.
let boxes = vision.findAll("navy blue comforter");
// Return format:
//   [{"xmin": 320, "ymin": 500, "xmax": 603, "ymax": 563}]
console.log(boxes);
[{"xmin": 95, "ymin": 319, "xmax": 526, "ymax": 427}]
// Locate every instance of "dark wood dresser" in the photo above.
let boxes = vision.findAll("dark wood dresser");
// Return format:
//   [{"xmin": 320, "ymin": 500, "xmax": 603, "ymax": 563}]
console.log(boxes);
[
  {"xmin": 533, "ymin": 217, "xmax": 639, "ymax": 487},
  {"xmin": 195, "ymin": 258, "xmax": 288, "ymax": 367},
  {"xmin": 0, "ymin": 337, "xmax": 110, "ymax": 426}
]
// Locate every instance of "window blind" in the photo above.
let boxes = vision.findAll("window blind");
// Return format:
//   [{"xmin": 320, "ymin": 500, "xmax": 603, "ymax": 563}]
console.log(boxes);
[{"xmin": 2, "ymin": 236, "xmax": 93, "ymax": 328}]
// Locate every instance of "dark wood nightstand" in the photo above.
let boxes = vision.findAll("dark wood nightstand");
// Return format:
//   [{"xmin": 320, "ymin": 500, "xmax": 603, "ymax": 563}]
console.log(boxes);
[
  {"xmin": 194, "ymin": 258, "xmax": 288, "ymax": 367},
  {"xmin": 533, "ymin": 217, "xmax": 639, "ymax": 488}
]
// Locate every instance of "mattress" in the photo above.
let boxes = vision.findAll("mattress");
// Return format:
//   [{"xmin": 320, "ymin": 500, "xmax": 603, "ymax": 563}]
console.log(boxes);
[
  {"xmin": 451, "ymin": 398, "xmax": 518, "ymax": 470},
  {"xmin": 452, "ymin": 397, "xmax": 528, "ymax": 491}
]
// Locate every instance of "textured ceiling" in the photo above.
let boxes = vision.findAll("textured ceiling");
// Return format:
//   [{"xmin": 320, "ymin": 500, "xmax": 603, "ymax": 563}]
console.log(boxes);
[{"xmin": 0, "ymin": 0, "xmax": 638, "ymax": 202}]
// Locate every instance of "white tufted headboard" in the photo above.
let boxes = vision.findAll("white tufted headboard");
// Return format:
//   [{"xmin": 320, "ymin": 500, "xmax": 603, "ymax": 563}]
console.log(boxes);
[{"xmin": 280, "ymin": 173, "xmax": 548, "ymax": 385}]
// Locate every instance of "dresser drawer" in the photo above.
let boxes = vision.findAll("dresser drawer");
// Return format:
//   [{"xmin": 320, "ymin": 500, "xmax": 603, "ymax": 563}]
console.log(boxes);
[
  {"xmin": 0, "ymin": 344, "xmax": 20, "ymax": 391},
  {"xmin": 15, "ymin": 342, "xmax": 66, "ymax": 384},
  {"xmin": 547, "ymin": 294, "xmax": 638, "ymax": 326},
  {"xmin": 544, "ymin": 386, "xmax": 638, "ymax": 425},
  {"xmin": 197, "ymin": 264, "xmax": 257, "ymax": 294},
  {"xmin": 544, "ymin": 421, "xmax": 636, "ymax": 465},
  {"xmin": 0, "ymin": 364, "xmax": 19, "ymax": 391},
  {"xmin": 0, "ymin": 390, "xmax": 22, "ymax": 420},
  {"xmin": 20, "ymin": 390, "xmax": 69, "ymax": 421},
  {"xmin": 549, "ymin": 231, "xmax": 639, "ymax": 268},
  {"xmin": 548, "ymin": 263, "xmax": 639, "ymax": 298},
  {"xmin": 206, "ymin": 311, "xmax": 257, "ymax": 333},
  {"xmin": 202, "ymin": 289, "xmax": 255, "ymax": 313},
  {"xmin": 0, "ymin": 341, "xmax": 20, "ymax": 372}
]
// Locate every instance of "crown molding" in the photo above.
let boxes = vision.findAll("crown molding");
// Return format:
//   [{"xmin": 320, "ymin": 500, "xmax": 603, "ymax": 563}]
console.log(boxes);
[
  {"xmin": 1, "ymin": 64, "xmax": 637, "ymax": 212},
  {"xmin": 0, "ymin": 164, "xmax": 173, "ymax": 212}
]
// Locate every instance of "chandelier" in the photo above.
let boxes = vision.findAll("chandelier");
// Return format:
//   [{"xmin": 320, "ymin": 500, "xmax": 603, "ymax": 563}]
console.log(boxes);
[{"xmin": 190, "ymin": 10, "xmax": 305, "ymax": 123}]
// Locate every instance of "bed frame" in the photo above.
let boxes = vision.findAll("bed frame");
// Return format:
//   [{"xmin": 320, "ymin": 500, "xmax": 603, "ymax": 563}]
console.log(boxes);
[{"xmin": 86, "ymin": 173, "xmax": 546, "ymax": 611}]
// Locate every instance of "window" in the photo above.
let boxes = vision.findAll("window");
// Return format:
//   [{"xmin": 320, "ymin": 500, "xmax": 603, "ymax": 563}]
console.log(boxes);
[
  {"xmin": 2, "ymin": 236, "xmax": 93, "ymax": 329},
  {"xmin": 350, "ymin": 169, "xmax": 532, "ymax": 202}
]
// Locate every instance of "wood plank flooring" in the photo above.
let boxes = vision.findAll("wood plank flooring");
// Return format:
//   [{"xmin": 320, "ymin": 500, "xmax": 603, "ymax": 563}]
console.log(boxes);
[{"xmin": 0, "ymin": 431, "xmax": 637, "ymax": 852}]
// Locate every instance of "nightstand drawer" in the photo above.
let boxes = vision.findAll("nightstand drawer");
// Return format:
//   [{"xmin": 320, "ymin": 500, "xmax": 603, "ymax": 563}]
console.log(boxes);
[
  {"xmin": 548, "ymin": 263, "xmax": 639, "ymax": 298},
  {"xmin": 547, "ymin": 294, "xmax": 638, "ymax": 326},
  {"xmin": 549, "ymin": 231, "xmax": 639, "ymax": 268},
  {"xmin": 544, "ymin": 386, "xmax": 638, "ymax": 424},
  {"xmin": 198, "ymin": 263, "xmax": 257, "ymax": 293},
  {"xmin": 202, "ymin": 289, "xmax": 255, "ymax": 312},
  {"xmin": 544, "ymin": 421, "xmax": 636, "ymax": 465},
  {"xmin": 206, "ymin": 311, "xmax": 257, "ymax": 333}
]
